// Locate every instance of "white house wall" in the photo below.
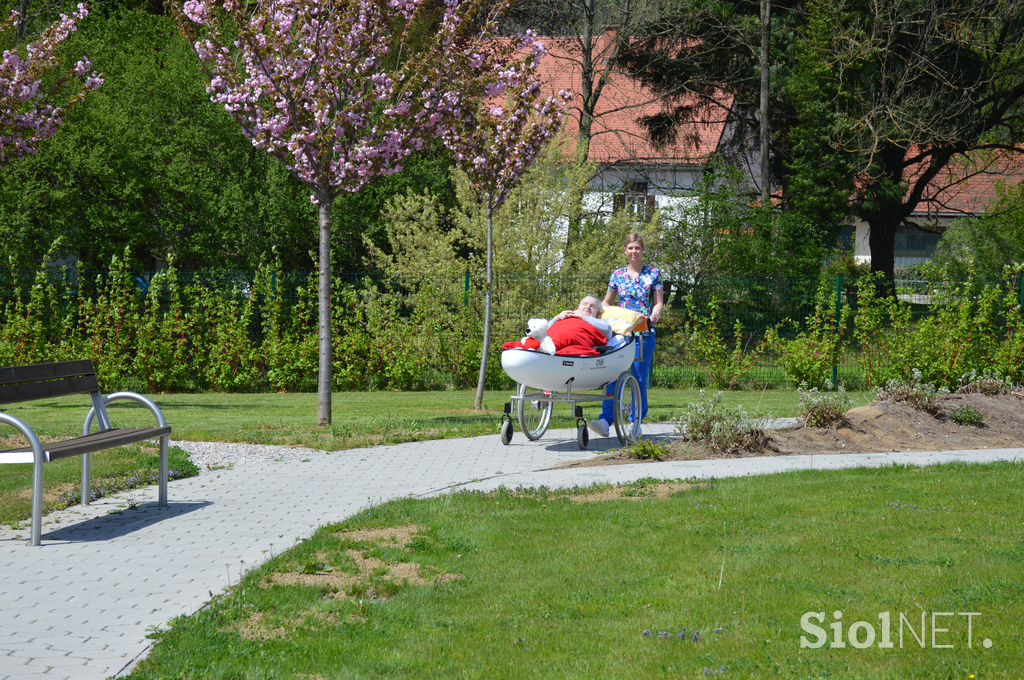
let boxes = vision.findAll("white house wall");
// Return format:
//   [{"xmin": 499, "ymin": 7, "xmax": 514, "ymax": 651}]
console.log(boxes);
[
  {"xmin": 587, "ymin": 164, "xmax": 703, "ymax": 195},
  {"xmin": 852, "ymin": 216, "xmax": 964, "ymax": 267},
  {"xmin": 583, "ymin": 164, "xmax": 705, "ymax": 218},
  {"xmin": 852, "ymin": 220, "xmax": 872, "ymax": 263}
]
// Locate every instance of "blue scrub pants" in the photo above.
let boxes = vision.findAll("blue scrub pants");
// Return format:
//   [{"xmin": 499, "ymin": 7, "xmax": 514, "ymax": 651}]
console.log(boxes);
[{"xmin": 600, "ymin": 332, "xmax": 655, "ymax": 425}]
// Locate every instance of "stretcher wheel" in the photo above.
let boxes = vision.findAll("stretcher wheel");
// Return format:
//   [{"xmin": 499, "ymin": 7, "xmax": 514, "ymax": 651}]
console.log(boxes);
[
  {"xmin": 576, "ymin": 423, "xmax": 589, "ymax": 450},
  {"xmin": 500, "ymin": 419, "xmax": 513, "ymax": 446},
  {"xmin": 516, "ymin": 383, "xmax": 552, "ymax": 441},
  {"xmin": 613, "ymin": 371, "xmax": 641, "ymax": 445}
]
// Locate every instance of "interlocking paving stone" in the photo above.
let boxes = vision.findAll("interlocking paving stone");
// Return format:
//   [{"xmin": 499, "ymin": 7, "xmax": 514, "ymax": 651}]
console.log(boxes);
[
  {"xmin": 59, "ymin": 671, "xmax": 112, "ymax": 680},
  {"xmin": 50, "ymin": 642, "xmax": 98, "ymax": 655},
  {"xmin": 1, "ymin": 423, "xmax": 1021, "ymax": 680},
  {"xmin": 8, "ymin": 648, "xmax": 66, "ymax": 659},
  {"xmin": 28, "ymin": 657, "xmax": 85, "ymax": 669}
]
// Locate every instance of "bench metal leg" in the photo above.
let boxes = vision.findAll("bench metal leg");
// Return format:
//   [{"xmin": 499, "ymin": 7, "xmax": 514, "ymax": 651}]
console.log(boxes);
[
  {"xmin": 82, "ymin": 440, "xmax": 166, "ymax": 508},
  {"xmin": 81, "ymin": 453, "xmax": 91, "ymax": 507},
  {"xmin": 32, "ymin": 453, "xmax": 43, "ymax": 547},
  {"xmin": 159, "ymin": 435, "xmax": 168, "ymax": 507},
  {"xmin": 84, "ymin": 392, "xmax": 171, "ymax": 509}
]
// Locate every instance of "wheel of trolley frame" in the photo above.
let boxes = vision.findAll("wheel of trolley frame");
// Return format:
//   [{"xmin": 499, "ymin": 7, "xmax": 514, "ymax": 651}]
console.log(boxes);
[
  {"xmin": 576, "ymin": 422, "xmax": 589, "ymax": 450},
  {"xmin": 500, "ymin": 419, "xmax": 513, "ymax": 445},
  {"xmin": 516, "ymin": 382, "xmax": 553, "ymax": 441},
  {"xmin": 612, "ymin": 371, "xmax": 641, "ymax": 445}
]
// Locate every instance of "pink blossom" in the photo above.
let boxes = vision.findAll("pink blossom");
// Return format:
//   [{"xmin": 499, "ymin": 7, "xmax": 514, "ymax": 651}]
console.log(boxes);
[
  {"xmin": 172, "ymin": 0, "xmax": 531, "ymax": 206},
  {"xmin": 441, "ymin": 34, "xmax": 569, "ymax": 208},
  {"xmin": 0, "ymin": 4, "xmax": 101, "ymax": 167}
]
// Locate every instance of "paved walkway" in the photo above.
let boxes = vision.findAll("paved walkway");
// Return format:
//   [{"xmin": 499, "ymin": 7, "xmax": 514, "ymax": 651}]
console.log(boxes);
[{"xmin": 1, "ymin": 423, "xmax": 1021, "ymax": 679}]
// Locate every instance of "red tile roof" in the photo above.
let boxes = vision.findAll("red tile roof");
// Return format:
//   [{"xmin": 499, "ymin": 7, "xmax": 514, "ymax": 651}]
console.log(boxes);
[
  {"xmin": 902, "ymin": 150, "xmax": 1024, "ymax": 216},
  {"xmin": 526, "ymin": 34, "xmax": 1018, "ymax": 212},
  {"xmin": 532, "ymin": 34, "xmax": 727, "ymax": 165}
]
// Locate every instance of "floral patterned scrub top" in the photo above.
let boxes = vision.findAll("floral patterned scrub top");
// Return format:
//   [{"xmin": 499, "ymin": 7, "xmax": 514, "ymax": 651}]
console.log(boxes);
[{"xmin": 608, "ymin": 265, "xmax": 663, "ymax": 335}]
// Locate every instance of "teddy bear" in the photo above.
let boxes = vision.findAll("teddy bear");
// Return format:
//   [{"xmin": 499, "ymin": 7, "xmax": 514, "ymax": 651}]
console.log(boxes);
[{"xmin": 521, "ymin": 318, "xmax": 556, "ymax": 355}]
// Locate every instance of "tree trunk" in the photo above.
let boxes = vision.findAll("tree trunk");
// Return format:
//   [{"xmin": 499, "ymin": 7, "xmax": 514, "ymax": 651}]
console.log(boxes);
[
  {"xmin": 867, "ymin": 215, "xmax": 897, "ymax": 285},
  {"xmin": 16, "ymin": 0, "xmax": 28, "ymax": 41},
  {"xmin": 564, "ymin": 134, "xmax": 592, "ymax": 260},
  {"xmin": 565, "ymin": 1, "xmax": 598, "ymax": 258},
  {"xmin": 862, "ymin": 178, "xmax": 903, "ymax": 295},
  {"xmin": 859, "ymin": 146, "xmax": 910, "ymax": 286},
  {"xmin": 759, "ymin": 0, "xmax": 771, "ymax": 209},
  {"xmin": 473, "ymin": 203, "xmax": 494, "ymax": 410},
  {"xmin": 317, "ymin": 198, "xmax": 332, "ymax": 426}
]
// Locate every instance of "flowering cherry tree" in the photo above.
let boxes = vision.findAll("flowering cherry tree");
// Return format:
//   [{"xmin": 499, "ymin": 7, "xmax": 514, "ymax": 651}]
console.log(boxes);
[
  {"xmin": 175, "ymin": 0, "xmax": 536, "ymax": 425},
  {"xmin": 0, "ymin": 3, "xmax": 102, "ymax": 167},
  {"xmin": 441, "ymin": 31, "xmax": 569, "ymax": 409}
]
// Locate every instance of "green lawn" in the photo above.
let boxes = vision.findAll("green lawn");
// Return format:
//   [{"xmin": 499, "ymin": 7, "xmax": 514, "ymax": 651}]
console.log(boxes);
[
  {"xmin": 0, "ymin": 387, "xmax": 875, "ymax": 449},
  {"xmin": 126, "ymin": 462, "xmax": 1024, "ymax": 679}
]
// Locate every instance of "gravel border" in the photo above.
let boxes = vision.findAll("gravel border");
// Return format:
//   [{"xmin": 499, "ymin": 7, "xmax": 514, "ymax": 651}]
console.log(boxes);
[{"xmin": 169, "ymin": 439, "xmax": 327, "ymax": 470}]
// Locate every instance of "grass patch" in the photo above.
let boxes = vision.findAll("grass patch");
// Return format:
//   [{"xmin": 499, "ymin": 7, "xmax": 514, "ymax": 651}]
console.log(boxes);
[
  {"xmin": 128, "ymin": 462, "xmax": 1024, "ymax": 679},
  {"xmin": 0, "ymin": 443, "xmax": 197, "ymax": 527}
]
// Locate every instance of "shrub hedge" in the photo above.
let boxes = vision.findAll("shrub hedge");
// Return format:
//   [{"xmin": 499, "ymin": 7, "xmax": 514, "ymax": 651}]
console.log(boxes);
[{"xmin": 2, "ymin": 250, "xmax": 1023, "ymax": 392}]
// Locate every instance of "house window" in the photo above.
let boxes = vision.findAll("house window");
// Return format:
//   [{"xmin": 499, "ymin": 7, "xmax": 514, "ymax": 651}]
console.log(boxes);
[
  {"xmin": 894, "ymin": 226, "xmax": 943, "ymax": 267},
  {"xmin": 836, "ymin": 226, "xmax": 855, "ymax": 251},
  {"xmin": 613, "ymin": 181, "xmax": 656, "ymax": 221}
]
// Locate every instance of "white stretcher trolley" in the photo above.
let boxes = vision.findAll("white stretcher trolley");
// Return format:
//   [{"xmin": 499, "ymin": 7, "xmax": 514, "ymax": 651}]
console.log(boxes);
[{"xmin": 498, "ymin": 311, "xmax": 648, "ymax": 449}]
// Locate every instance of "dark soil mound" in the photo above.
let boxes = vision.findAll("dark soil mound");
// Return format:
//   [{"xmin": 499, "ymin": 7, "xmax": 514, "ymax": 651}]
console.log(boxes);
[
  {"xmin": 551, "ymin": 393, "xmax": 1024, "ymax": 468},
  {"xmin": 770, "ymin": 393, "xmax": 1024, "ymax": 455}
]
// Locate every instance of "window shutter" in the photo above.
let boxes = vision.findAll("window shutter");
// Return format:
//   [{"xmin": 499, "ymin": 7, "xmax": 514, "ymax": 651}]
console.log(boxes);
[{"xmin": 644, "ymin": 195, "xmax": 656, "ymax": 221}]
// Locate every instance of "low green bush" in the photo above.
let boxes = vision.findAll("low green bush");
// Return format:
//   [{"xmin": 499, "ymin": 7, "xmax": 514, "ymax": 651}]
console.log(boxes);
[
  {"xmin": 0, "ymin": 252, "xmax": 502, "ymax": 393},
  {"xmin": 874, "ymin": 369, "xmax": 950, "ymax": 415},
  {"xmin": 676, "ymin": 296, "xmax": 779, "ymax": 390},
  {"xmin": 957, "ymin": 369, "xmax": 1015, "ymax": 395},
  {"xmin": 676, "ymin": 390, "xmax": 769, "ymax": 455},
  {"xmin": 949, "ymin": 403, "xmax": 985, "ymax": 427},
  {"xmin": 797, "ymin": 382, "xmax": 851, "ymax": 427},
  {"xmin": 4, "ymin": 251, "xmax": 1024, "ymax": 394},
  {"xmin": 626, "ymin": 439, "xmax": 669, "ymax": 460},
  {"xmin": 772, "ymin": 277, "xmax": 850, "ymax": 387}
]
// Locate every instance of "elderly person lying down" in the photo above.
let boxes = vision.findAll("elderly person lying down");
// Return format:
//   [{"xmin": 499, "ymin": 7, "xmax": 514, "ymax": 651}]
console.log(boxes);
[
  {"xmin": 548, "ymin": 295, "xmax": 611, "ymax": 339},
  {"xmin": 503, "ymin": 296, "xmax": 626, "ymax": 356}
]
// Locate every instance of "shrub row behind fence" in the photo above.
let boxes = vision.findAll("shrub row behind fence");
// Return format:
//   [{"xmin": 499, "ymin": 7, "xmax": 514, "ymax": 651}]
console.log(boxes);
[
  {"xmin": 0, "ymin": 253, "xmax": 491, "ymax": 392},
  {"xmin": 2, "ymin": 253, "xmax": 1024, "ymax": 392}
]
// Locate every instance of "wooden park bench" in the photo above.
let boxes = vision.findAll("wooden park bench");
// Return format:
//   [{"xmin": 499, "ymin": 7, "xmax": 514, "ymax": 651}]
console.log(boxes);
[{"xmin": 0, "ymin": 360, "xmax": 172, "ymax": 546}]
